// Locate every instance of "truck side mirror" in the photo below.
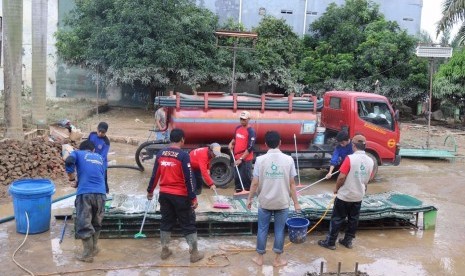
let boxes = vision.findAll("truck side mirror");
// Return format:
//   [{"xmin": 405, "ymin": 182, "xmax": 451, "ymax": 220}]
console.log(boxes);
[{"xmin": 394, "ymin": 109, "xmax": 400, "ymax": 121}]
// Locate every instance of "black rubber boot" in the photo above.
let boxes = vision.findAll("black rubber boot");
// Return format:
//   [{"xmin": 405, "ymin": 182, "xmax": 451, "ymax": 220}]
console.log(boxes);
[
  {"xmin": 318, "ymin": 239, "xmax": 336, "ymax": 250},
  {"xmin": 92, "ymin": 231, "xmax": 101, "ymax": 256},
  {"xmin": 338, "ymin": 237, "xmax": 353, "ymax": 249},
  {"xmin": 160, "ymin": 231, "xmax": 173, "ymax": 260},
  {"xmin": 186, "ymin": 233, "xmax": 204, "ymax": 263},
  {"xmin": 76, "ymin": 237, "xmax": 94, "ymax": 262}
]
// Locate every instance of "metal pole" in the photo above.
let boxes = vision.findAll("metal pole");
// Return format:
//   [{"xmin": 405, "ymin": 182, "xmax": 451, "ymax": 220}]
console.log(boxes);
[
  {"xmin": 427, "ymin": 59, "xmax": 433, "ymax": 149},
  {"xmin": 96, "ymin": 71, "xmax": 99, "ymax": 117},
  {"xmin": 231, "ymin": 40, "xmax": 237, "ymax": 94}
]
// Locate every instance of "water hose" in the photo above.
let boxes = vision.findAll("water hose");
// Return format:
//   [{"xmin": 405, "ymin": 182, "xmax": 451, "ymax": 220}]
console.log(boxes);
[{"xmin": 155, "ymin": 93, "xmax": 323, "ymax": 111}]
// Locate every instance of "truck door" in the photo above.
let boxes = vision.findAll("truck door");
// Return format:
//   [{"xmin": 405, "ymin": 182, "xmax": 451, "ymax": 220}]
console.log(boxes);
[
  {"xmin": 354, "ymin": 98, "xmax": 399, "ymax": 164},
  {"xmin": 321, "ymin": 95, "xmax": 349, "ymax": 131}
]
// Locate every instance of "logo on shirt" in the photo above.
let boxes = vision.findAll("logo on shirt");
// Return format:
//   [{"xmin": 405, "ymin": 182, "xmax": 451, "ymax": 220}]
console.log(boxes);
[
  {"xmin": 355, "ymin": 163, "xmax": 369, "ymax": 178},
  {"xmin": 162, "ymin": 151, "xmax": 180, "ymax": 158},
  {"xmin": 160, "ymin": 161, "xmax": 176, "ymax": 167},
  {"xmin": 265, "ymin": 162, "xmax": 284, "ymax": 179}
]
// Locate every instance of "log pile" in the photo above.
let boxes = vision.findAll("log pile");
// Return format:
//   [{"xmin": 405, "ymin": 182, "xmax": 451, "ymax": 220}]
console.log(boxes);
[{"xmin": 0, "ymin": 137, "xmax": 68, "ymax": 186}]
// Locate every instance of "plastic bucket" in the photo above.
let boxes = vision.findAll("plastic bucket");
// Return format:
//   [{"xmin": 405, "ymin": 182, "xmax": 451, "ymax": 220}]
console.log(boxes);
[
  {"xmin": 9, "ymin": 179, "xmax": 56, "ymax": 234},
  {"xmin": 286, "ymin": 217, "xmax": 310, "ymax": 244},
  {"xmin": 313, "ymin": 127, "xmax": 326, "ymax": 145}
]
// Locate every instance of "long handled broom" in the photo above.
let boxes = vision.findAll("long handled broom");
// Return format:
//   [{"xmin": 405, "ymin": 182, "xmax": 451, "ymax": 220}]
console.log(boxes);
[
  {"xmin": 134, "ymin": 195, "xmax": 157, "ymax": 239},
  {"xmin": 230, "ymin": 150, "xmax": 250, "ymax": 199},
  {"xmin": 296, "ymin": 171, "xmax": 339, "ymax": 194},
  {"xmin": 294, "ymin": 134, "xmax": 304, "ymax": 188},
  {"xmin": 213, "ymin": 188, "xmax": 231, "ymax": 209}
]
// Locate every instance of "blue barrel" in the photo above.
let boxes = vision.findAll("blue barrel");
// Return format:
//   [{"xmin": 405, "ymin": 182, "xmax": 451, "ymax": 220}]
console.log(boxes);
[
  {"xmin": 9, "ymin": 179, "xmax": 56, "ymax": 234},
  {"xmin": 286, "ymin": 217, "xmax": 310, "ymax": 244}
]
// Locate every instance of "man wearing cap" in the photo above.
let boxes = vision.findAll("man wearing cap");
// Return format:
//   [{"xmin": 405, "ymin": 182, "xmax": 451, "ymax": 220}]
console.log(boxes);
[
  {"xmin": 189, "ymin": 143, "xmax": 221, "ymax": 195},
  {"xmin": 318, "ymin": 134, "xmax": 374, "ymax": 250},
  {"xmin": 326, "ymin": 130, "xmax": 353, "ymax": 179},
  {"xmin": 88, "ymin": 122, "xmax": 110, "ymax": 193},
  {"xmin": 229, "ymin": 111, "xmax": 257, "ymax": 193}
]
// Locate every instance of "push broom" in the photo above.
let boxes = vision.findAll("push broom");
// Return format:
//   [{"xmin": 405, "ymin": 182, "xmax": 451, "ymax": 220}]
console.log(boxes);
[
  {"xmin": 230, "ymin": 149, "xmax": 250, "ymax": 199},
  {"xmin": 212, "ymin": 188, "xmax": 231, "ymax": 209},
  {"xmin": 134, "ymin": 195, "xmax": 157, "ymax": 239}
]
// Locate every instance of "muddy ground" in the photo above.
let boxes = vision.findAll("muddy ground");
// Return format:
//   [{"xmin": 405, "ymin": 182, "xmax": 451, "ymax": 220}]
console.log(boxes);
[{"xmin": 1, "ymin": 106, "xmax": 465, "ymax": 275}]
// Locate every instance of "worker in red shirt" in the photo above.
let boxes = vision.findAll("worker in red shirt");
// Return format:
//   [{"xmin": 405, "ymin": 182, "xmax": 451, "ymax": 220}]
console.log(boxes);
[
  {"xmin": 146, "ymin": 128, "xmax": 204, "ymax": 263},
  {"xmin": 228, "ymin": 111, "xmax": 256, "ymax": 193},
  {"xmin": 189, "ymin": 143, "xmax": 222, "ymax": 195}
]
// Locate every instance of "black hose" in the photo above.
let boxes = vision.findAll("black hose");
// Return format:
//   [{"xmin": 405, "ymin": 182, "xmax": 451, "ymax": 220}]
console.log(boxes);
[{"xmin": 108, "ymin": 164, "xmax": 143, "ymax": 171}]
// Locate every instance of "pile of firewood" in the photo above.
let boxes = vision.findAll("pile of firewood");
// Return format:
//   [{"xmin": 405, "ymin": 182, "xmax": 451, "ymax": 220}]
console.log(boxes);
[{"xmin": 0, "ymin": 137, "xmax": 68, "ymax": 185}]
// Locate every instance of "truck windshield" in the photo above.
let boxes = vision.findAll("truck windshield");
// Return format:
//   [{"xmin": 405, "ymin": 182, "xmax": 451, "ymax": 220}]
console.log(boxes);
[{"xmin": 357, "ymin": 100, "xmax": 394, "ymax": 130}]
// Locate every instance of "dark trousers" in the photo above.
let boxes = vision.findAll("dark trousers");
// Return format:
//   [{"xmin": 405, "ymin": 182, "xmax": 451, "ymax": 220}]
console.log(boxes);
[
  {"xmin": 159, "ymin": 193, "xmax": 197, "ymax": 236},
  {"xmin": 193, "ymin": 170, "xmax": 204, "ymax": 194},
  {"xmin": 235, "ymin": 160, "xmax": 252, "ymax": 192},
  {"xmin": 326, "ymin": 197, "xmax": 362, "ymax": 244},
  {"xmin": 104, "ymin": 170, "xmax": 109, "ymax": 193},
  {"xmin": 75, "ymin": 193, "xmax": 106, "ymax": 239}
]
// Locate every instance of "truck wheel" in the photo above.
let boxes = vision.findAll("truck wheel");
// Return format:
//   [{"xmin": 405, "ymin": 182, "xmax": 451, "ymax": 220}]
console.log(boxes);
[
  {"xmin": 135, "ymin": 141, "xmax": 164, "ymax": 172},
  {"xmin": 366, "ymin": 152, "xmax": 379, "ymax": 181},
  {"xmin": 210, "ymin": 154, "xmax": 233, "ymax": 188}
]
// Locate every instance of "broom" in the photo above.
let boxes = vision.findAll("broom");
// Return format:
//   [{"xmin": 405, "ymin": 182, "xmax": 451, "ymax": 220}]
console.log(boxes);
[
  {"xmin": 212, "ymin": 188, "xmax": 231, "ymax": 209},
  {"xmin": 230, "ymin": 149, "xmax": 250, "ymax": 199},
  {"xmin": 134, "ymin": 195, "xmax": 157, "ymax": 239}
]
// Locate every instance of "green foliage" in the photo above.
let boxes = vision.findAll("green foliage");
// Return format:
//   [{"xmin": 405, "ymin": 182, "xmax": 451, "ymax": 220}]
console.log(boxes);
[
  {"xmin": 434, "ymin": 48, "xmax": 465, "ymax": 106},
  {"xmin": 55, "ymin": 0, "xmax": 225, "ymax": 89},
  {"xmin": 253, "ymin": 16, "xmax": 303, "ymax": 93},
  {"xmin": 301, "ymin": 0, "xmax": 427, "ymax": 100}
]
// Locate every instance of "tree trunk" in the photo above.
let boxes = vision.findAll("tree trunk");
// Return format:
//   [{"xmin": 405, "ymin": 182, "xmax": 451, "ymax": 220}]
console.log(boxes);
[
  {"xmin": 3, "ymin": 0, "xmax": 24, "ymax": 140},
  {"xmin": 31, "ymin": 0, "xmax": 48, "ymax": 128}
]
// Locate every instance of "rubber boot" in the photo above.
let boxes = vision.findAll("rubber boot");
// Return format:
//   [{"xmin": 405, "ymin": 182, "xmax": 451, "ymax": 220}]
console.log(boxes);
[
  {"xmin": 160, "ymin": 231, "xmax": 173, "ymax": 260},
  {"xmin": 338, "ymin": 236, "xmax": 353, "ymax": 249},
  {"xmin": 186, "ymin": 233, "xmax": 204, "ymax": 263},
  {"xmin": 92, "ymin": 231, "xmax": 101, "ymax": 256},
  {"xmin": 76, "ymin": 237, "xmax": 94, "ymax": 263}
]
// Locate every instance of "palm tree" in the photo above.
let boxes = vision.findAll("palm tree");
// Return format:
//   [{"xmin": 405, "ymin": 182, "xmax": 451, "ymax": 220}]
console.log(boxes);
[
  {"xmin": 3, "ymin": 0, "xmax": 24, "ymax": 140},
  {"xmin": 31, "ymin": 0, "xmax": 48, "ymax": 128},
  {"xmin": 437, "ymin": 0, "xmax": 465, "ymax": 45}
]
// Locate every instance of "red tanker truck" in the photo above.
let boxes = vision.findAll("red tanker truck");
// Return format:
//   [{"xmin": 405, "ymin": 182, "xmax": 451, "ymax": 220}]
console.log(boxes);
[{"xmin": 135, "ymin": 91, "xmax": 401, "ymax": 187}]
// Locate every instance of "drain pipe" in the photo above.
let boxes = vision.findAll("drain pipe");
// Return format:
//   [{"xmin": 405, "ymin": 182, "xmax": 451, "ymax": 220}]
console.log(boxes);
[{"xmin": 0, "ymin": 192, "xmax": 77, "ymax": 224}]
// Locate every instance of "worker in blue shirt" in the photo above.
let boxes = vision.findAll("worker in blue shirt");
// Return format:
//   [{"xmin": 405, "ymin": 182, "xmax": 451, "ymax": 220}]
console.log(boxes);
[
  {"xmin": 88, "ymin": 122, "xmax": 110, "ymax": 193},
  {"xmin": 65, "ymin": 140, "xmax": 106, "ymax": 263},
  {"xmin": 326, "ymin": 130, "xmax": 353, "ymax": 179}
]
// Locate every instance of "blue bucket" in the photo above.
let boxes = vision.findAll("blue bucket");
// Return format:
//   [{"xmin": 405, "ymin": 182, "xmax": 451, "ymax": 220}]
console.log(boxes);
[
  {"xmin": 286, "ymin": 217, "xmax": 310, "ymax": 244},
  {"xmin": 9, "ymin": 179, "xmax": 56, "ymax": 234}
]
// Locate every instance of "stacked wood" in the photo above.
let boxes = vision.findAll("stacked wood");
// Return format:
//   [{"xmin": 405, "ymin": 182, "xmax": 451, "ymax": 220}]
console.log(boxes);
[{"xmin": 0, "ymin": 137, "xmax": 67, "ymax": 186}]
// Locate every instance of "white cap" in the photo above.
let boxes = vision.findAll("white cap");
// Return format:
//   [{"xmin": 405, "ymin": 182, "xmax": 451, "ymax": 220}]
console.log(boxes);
[
  {"xmin": 209, "ymin": 143, "xmax": 222, "ymax": 157},
  {"xmin": 239, "ymin": 111, "xmax": 251, "ymax": 120}
]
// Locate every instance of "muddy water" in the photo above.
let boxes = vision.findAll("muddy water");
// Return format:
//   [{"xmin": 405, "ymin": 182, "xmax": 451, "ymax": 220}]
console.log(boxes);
[{"xmin": 1, "ymin": 142, "xmax": 464, "ymax": 276}]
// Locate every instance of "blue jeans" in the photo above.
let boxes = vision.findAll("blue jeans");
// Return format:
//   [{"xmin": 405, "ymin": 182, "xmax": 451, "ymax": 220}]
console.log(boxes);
[
  {"xmin": 256, "ymin": 207, "xmax": 289, "ymax": 255},
  {"xmin": 155, "ymin": 131, "xmax": 169, "ymax": 141}
]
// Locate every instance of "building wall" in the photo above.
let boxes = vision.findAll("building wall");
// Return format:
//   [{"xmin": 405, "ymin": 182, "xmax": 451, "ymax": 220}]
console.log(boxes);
[{"xmin": 196, "ymin": 0, "xmax": 422, "ymax": 36}]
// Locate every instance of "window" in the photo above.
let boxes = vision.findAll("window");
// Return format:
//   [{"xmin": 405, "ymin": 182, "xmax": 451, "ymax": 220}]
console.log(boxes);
[
  {"xmin": 329, "ymin": 97, "xmax": 341, "ymax": 109},
  {"xmin": 358, "ymin": 100, "xmax": 393, "ymax": 130}
]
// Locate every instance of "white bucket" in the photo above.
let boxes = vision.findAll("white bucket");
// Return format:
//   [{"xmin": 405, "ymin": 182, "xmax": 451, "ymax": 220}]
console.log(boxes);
[{"xmin": 313, "ymin": 127, "xmax": 326, "ymax": 145}]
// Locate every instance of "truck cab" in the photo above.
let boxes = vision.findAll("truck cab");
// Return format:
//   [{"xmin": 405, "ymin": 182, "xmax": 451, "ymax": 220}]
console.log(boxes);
[{"xmin": 321, "ymin": 91, "xmax": 401, "ymax": 175}]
